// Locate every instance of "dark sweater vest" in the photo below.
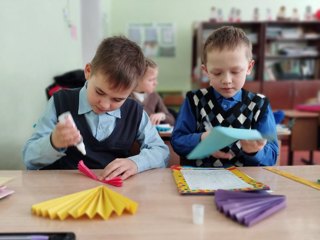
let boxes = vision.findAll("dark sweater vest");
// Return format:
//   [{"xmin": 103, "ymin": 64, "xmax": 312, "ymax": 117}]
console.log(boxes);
[
  {"xmin": 42, "ymin": 88, "xmax": 143, "ymax": 170},
  {"xmin": 183, "ymin": 87, "xmax": 269, "ymax": 167}
]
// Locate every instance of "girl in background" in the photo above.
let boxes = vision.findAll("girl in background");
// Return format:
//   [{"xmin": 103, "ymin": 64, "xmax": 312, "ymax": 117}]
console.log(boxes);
[{"xmin": 131, "ymin": 58, "xmax": 175, "ymax": 125}]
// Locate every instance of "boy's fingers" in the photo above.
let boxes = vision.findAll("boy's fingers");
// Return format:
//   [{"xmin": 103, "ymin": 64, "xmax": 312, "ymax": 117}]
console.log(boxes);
[
  {"xmin": 100, "ymin": 166, "xmax": 116, "ymax": 180},
  {"xmin": 106, "ymin": 167, "xmax": 125, "ymax": 180},
  {"xmin": 212, "ymin": 151, "xmax": 233, "ymax": 160},
  {"xmin": 257, "ymin": 139, "xmax": 267, "ymax": 146},
  {"xmin": 240, "ymin": 139, "xmax": 267, "ymax": 153},
  {"xmin": 121, "ymin": 170, "xmax": 134, "ymax": 181},
  {"xmin": 100, "ymin": 160, "xmax": 123, "ymax": 180},
  {"xmin": 100, "ymin": 159, "xmax": 137, "ymax": 181}
]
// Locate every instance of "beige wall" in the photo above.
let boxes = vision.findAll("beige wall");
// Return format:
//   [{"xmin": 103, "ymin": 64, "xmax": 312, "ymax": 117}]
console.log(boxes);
[{"xmin": 0, "ymin": 0, "xmax": 82, "ymax": 169}]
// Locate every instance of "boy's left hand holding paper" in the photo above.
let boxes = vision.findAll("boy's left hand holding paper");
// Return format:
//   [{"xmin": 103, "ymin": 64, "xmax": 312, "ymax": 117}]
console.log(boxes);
[
  {"xmin": 201, "ymin": 130, "xmax": 234, "ymax": 159},
  {"xmin": 100, "ymin": 158, "xmax": 138, "ymax": 181},
  {"xmin": 212, "ymin": 151, "xmax": 234, "ymax": 160},
  {"xmin": 240, "ymin": 139, "xmax": 267, "ymax": 154}
]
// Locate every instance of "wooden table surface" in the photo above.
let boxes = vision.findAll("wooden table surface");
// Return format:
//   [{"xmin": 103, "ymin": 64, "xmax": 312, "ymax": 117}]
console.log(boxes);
[{"xmin": 1, "ymin": 166, "xmax": 320, "ymax": 240}]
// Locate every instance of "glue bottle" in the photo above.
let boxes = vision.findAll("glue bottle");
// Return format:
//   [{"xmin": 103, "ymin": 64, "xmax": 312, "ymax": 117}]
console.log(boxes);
[{"xmin": 58, "ymin": 111, "xmax": 86, "ymax": 155}]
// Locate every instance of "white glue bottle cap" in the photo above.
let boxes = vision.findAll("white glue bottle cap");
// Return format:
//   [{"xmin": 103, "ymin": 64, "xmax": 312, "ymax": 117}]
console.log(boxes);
[{"xmin": 192, "ymin": 204, "xmax": 205, "ymax": 225}]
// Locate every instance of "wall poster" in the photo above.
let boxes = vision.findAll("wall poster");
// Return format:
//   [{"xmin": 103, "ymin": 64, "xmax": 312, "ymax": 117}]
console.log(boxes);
[{"xmin": 128, "ymin": 23, "xmax": 176, "ymax": 57}]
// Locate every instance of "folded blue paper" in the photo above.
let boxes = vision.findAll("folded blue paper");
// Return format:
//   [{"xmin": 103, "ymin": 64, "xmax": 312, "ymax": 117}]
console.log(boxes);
[
  {"xmin": 215, "ymin": 189, "xmax": 286, "ymax": 227},
  {"xmin": 187, "ymin": 126, "xmax": 265, "ymax": 159}
]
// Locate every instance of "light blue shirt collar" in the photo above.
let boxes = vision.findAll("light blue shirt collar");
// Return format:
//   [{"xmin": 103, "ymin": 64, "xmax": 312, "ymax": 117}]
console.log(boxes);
[
  {"xmin": 78, "ymin": 83, "xmax": 121, "ymax": 118},
  {"xmin": 212, "ymin": 87, "xmax": 242, "ymax": 102}
]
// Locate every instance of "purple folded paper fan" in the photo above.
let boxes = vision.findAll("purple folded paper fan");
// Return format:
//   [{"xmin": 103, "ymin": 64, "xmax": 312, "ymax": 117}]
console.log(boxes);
[{"xmin": 214, "ymin": 189, "xmax": 286, "ymax": 227}]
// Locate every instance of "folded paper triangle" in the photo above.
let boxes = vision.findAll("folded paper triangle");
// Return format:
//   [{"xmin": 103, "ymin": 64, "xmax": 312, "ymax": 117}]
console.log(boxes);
[
  {"xmin": 215, "ymin": 189, "xmax": 286, "ymax": 227},
  {"xmin": 78, "ymin": 160, "xmax": 123, "ymax": 187},
  {"xmin": 32, "ymin": 186, "xmax": 138, "ymax": 220}
]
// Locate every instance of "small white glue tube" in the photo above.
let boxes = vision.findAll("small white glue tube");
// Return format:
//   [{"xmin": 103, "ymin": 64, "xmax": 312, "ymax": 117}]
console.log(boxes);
[
  {"xmin": 58, "ymin": 111, "xmax": 86, "ymax": 155},
  {"xmin": 192, "ymin": 204, "xmax": 205, "ymax": 225}
]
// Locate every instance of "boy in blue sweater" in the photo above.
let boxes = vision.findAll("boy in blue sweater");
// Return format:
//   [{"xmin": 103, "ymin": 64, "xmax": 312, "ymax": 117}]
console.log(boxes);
[
  {"xmin": 172, "ymin": 26, "xmax": 278, "ymax": 167},
  {"xmin": 23, "ymin": 36, "xmax": 169, "ymax": 180}
]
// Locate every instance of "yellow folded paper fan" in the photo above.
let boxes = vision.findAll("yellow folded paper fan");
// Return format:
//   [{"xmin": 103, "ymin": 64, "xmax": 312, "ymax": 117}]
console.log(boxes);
[{"xmin": 32, "ymin": 186, "xmax": 138, "ymax": 220}]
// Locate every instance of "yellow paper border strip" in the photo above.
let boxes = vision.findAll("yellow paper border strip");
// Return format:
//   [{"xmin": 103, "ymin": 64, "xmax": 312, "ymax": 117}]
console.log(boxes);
[{"xmin": 264, "ymin": 167, "xmax": 320, "ymax": 190}]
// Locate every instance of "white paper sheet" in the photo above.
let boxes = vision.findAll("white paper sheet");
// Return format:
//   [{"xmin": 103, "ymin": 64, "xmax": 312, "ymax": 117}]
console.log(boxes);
[{"xmin": 181, "ymin": 169, "xmax": 252, "ymax": 190}]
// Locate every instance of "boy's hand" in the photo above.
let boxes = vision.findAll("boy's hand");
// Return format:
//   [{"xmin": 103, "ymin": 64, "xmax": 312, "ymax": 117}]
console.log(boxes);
[
  {"xmin": 240, "ymin": 139, "xmax": 267, "ymax": 154},
  {"xmin": 212, "ymin": 151, "xmax": 234, "ymax": 159},
  {"xmin": 201, "ymin": 131, "xmax": 210, "ymax": 140},
  {"xmin": 202, "ymin": 131, "xmax": 234, "ymax": 159},
  {"xmin": 99, "ymin": 158, "xmax": 138, "ymax": 181},
  {"xmin": 149, "ymin": 113, "xmax": 165, "ymax": 125},
  {"xmin": 51, "ymin": 120, "xmax": 82, "ymax": 149}
]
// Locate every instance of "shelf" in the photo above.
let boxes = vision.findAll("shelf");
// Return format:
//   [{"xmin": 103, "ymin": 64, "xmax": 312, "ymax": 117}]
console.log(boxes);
[
  {"xmin": 267, "ymin": 37, "xmax": 320, "ymax": 41},
  {"xmin": 265, "ymin": 55, "xmax": 320, "ymax": 60}
]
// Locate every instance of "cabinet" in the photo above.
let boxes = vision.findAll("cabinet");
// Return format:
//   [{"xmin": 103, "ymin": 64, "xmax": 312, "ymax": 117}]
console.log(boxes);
[
  {"xmin": 264, "ymin": 22, "xmax": 320, "ymax": 81},
  {"xmin": 262, "ymin": 81, "xmax": 294, "ymax": 109},
  {"xmin": 244, "ymin": 80, "xmax": 320, "ymax": 110}
]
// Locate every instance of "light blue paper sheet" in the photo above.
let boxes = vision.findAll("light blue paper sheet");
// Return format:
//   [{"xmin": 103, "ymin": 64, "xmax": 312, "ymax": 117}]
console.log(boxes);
[{"xmin": 187, "ymin": 126, "xmax": 264, "ymax": 159}]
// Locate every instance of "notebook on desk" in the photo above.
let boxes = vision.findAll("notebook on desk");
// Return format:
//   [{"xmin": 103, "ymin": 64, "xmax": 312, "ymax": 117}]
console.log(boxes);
[{"xmin": 171, "ymin": 166, "xmax": 269, "ymax": 195}]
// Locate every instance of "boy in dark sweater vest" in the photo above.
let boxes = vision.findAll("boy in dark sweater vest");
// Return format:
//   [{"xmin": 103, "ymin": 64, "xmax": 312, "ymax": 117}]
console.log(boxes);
[
  {"xmin": 172, "ymin": 26, "xmax": 278, "ymax": 167},
  {"xmin": 23, "ymin": 36, "xmax": 169, "ymax": 180}
]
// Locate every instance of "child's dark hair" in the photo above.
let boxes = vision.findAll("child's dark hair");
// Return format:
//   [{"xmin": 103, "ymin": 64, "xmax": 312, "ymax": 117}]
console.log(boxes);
[
  {"xmin": 91, "ymin": 36, "xmax": 146, "ymax": 90},
  {"xmin": 201, "ymin": 26, "xmax": 252, "ymax": 65}
]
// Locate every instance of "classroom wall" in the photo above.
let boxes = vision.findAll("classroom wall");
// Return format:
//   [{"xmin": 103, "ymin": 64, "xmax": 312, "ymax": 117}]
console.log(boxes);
[
  {"xmin": 0, "ymin": 0, "xmax": 82, "ymax": 169},
  {"xmin": 0, "ymin": 0, "xmax": 319, "ymax": 169}
]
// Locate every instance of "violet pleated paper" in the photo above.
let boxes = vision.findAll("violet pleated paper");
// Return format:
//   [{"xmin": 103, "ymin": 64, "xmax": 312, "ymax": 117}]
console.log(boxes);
[{"xmin": 215, "ymin": 189, "xmax": 286, "ymax": 227}]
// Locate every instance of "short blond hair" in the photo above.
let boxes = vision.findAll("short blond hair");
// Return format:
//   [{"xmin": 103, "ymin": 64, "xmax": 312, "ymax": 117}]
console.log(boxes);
[{"xmin": 201, "ymin": 26, "xmax": 252, "ymax": 65}]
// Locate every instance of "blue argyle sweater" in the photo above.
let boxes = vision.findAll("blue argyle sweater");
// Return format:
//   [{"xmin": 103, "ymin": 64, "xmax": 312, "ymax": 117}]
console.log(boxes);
[{"xmin": 186, "ymin": 87, "xmax": 269, "ymax": 167}]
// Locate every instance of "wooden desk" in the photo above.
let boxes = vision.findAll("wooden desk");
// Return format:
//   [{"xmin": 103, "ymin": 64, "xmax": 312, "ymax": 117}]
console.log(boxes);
[
  {"xmin": 1, "ymin": 167, "xmax": 320, "ymax": 240},
  {"xmin": 276, "ymin": 125, "xmax": 291, "ymax": 165},
  {"xmin": 284, "ymin": 110, "xmax": 319, "ymax": 165}
]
